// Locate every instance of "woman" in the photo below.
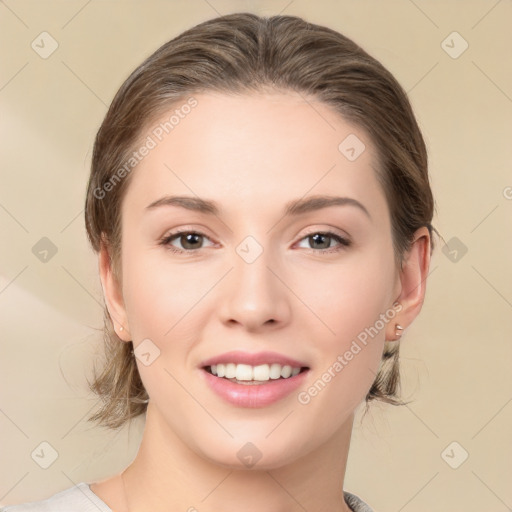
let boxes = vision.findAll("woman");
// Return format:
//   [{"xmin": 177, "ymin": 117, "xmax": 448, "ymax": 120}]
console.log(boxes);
[{"xmin": 1, "ymin": 12, "xmax": 435, "ymax": 512}]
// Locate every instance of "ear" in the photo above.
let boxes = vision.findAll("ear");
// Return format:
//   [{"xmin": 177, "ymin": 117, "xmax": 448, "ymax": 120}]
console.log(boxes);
[
  {"xmin": 98, "ymin": 241, "xmax": 131, "ymax": 342},
  {"xmin": 386, "ymin": 226, "xmax": 431, "ymax": 341}
]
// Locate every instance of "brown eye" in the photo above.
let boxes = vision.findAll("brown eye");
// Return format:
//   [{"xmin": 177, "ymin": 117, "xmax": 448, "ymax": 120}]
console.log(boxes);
[
  {"xmin": 177, "ymin": 232, "xmax": 203, "ymax": 250},
  {"xmin": 297, "ymin": 231, "xmax": 351, "ymax": 253},
  {"xmin": 160, "ymin": 231, "xmax": 215, "ymax": 253}
]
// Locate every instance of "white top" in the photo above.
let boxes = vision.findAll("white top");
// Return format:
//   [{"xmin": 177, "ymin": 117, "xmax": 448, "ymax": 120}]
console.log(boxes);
[{"xmin": 0, "ymin": 482, "xmax": 375, "ymax": 512}]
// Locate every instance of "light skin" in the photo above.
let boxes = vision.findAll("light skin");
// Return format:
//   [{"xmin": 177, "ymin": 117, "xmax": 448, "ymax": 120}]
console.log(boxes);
[{"xmin": 90, "ymin": 91, "xmax": 430, "ymax": 512}]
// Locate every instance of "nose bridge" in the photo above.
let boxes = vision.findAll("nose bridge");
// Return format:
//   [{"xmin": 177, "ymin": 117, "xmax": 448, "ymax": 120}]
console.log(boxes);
[{"xmin": 220, "ymin": 233, "xmax": 290, "ymax": 329}]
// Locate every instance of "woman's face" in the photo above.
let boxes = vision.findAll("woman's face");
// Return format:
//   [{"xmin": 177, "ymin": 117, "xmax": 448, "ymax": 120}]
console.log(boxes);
[{"xmin": 112, "ymin": 91, "xmax": 403, "ymax": 468}]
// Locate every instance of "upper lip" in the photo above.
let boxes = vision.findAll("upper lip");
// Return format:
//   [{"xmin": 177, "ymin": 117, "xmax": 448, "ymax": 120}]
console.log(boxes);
[{"xmin": 200, "ymin": 350, "xmax": 309, "ymax": 369}]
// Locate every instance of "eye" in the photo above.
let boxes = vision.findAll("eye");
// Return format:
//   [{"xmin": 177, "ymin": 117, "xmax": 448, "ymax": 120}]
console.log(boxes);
[
  {"xmin": 296, "ymin": 231, "xmax": 351, "ymax": 253},
  {"xmin": 159, "ymin": 229, "xmax": 351, "ymax": 255},
  {"xmin": 159, "ymin": 230, "xmax": 215, "ymax": 253}
]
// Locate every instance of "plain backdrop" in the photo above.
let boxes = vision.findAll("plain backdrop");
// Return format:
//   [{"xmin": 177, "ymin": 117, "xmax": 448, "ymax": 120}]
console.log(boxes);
[{"xmin": 1, "ymin": 1, "xmax": 511, "ymax": 511}]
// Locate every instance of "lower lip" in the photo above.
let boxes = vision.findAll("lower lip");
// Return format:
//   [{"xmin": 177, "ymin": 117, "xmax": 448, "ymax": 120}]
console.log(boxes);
[{"xmin": 200, "ymin": 368, "xmax": 309, "ymax": 408}]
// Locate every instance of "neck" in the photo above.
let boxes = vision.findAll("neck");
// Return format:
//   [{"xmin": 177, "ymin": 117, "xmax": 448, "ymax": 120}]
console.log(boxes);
[{"xmin": 120, "ymin": 402, "xmax": 355, "ymax": 512}]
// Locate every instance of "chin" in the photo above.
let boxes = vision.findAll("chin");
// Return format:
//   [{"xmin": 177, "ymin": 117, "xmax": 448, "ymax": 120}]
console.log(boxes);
[{"xmin": 195, "ymin": 436, "xmax": 306, "ymax": 471}]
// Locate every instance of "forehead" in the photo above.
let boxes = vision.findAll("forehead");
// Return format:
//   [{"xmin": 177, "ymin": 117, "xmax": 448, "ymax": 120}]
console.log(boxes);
[{"xmin": 122, "ymin": 91, "xmax": 387, "ymax": 220}]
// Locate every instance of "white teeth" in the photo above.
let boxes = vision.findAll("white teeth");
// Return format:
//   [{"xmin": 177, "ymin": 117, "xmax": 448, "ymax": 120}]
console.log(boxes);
[
  {"xmin": 209, "ymin": 363, "xmax": 303, "ymax": 381},
  {"xmin": 280, "ymin": 365, "xmax": 292, "ymax": 378},
  {"xmin": 225, "ymin": 363, "xmax": 236, "ymax": 379},
  {"xmin": 253, "ymin": 364, "xmax": 270, "ymax": 381},
  {"xmin": 269, "ymin": 363, "xmax": 282, "ymax": 379},
  {"xmin": 235, "ymin": 364, "xmax": 253, "ymax": 381}
]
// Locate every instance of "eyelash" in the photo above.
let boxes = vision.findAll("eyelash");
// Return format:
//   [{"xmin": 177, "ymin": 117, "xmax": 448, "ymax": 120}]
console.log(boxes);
[{"xmin": 159, "ymin": 229, "xmax": 351, "ymax": 256}]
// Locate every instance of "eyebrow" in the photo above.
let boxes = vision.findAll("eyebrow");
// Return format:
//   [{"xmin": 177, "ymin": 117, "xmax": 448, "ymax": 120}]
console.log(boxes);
[{"xmin": 145, "ymin": 194, "xmax": 371, "ymax": 219}]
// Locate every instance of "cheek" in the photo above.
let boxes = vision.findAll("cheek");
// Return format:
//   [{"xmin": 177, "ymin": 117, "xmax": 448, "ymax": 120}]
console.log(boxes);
[
  {"xmin": 121, "ymin": 245, "xmax": 186, "ymax": 340},
  {"xmin": 294, "ymin": 248, "xmax": 396, "ymax": 408},
  {"xmin": 300, "ymin": 248, "xmax": 396, "ymax": 344},
  {"xmin": 121, "ymin": 243, "xmax": 221, "ymax": 353},
  {"xmin": 120, "ymin": 248, "xmax": 207, "ymax": 398}
]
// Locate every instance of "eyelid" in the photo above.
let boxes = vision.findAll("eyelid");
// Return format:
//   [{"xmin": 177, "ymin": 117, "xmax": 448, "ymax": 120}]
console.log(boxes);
[
  {"xmin": 293, "ymin": 229, "xmax": 351, "ymax": 254},
  {"xmin": 159, "ymin": 227, "xmax": 217, "ymax": 251},
  {"xmin": 160, "ymin": 226, "xmax": 352, "ymax": 255},
  {"xmin": 298, "ymin": 226, "xmax": 351, "ymax": 243}
]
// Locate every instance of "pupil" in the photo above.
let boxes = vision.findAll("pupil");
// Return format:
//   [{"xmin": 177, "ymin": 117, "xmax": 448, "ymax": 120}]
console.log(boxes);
[
  {"xmin": 311, "ymin": 233, "xmax": 329, "ymax": 249},
  {"xmin": 183, "ymin": 233, "xmax": 201, "ymax": 249}
]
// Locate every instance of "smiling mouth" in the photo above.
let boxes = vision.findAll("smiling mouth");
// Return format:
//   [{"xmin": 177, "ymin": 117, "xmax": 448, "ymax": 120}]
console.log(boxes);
[{"xmin": 204, "ymin": 363, "xmax": 309, "ymax": 384}]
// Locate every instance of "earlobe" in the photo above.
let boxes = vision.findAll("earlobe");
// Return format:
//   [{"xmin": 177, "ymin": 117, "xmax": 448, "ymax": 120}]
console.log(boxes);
[
  {"xmin": 386, "ymin": 227, "xmax": 431, "ymax": 341},
  {"xmin": 98, "ymin": 241, "xmax": 131, "ymax": 342}
]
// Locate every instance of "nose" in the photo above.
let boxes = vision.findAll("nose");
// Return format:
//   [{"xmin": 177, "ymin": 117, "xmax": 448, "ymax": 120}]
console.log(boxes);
[{"xmin": 218, "ymin": 244, "xmax": 292, "ymax": 332}]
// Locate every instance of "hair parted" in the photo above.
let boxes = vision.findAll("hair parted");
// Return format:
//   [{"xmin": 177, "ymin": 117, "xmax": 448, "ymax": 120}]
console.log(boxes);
[{"xmin": 84, "ymin": 12, "xmax": 436, "ymax": 430}]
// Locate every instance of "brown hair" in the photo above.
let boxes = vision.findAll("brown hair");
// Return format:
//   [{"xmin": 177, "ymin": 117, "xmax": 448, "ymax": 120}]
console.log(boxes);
[{"xmin": 84, "ymin": 13, "xmax": 436, "ymax": 429}]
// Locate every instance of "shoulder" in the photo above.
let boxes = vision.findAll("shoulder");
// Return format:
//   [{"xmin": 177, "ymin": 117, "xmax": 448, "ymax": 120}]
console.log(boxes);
[
  {"xmin": 0, "ymin": 483, "xmax": 112, "ymax": 512},
  {"xmin": 344, "ymin": 490, "xmax": 375, "ymax": 512}
]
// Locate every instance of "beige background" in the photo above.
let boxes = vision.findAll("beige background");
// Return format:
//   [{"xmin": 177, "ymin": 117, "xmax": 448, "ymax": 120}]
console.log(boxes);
[{"xmin": 1, "ymin": 1, "xmax": 511, "ymax": 511}]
